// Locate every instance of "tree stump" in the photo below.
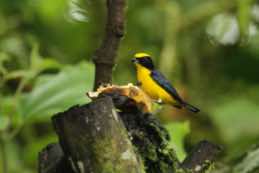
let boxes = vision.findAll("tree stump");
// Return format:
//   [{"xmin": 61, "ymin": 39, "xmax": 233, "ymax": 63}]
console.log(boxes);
[
  {"xmin": 50, "ymin": 97, "xmax": 144, "ymax": 173},
  {"xmin": 39, "ymin": 94, "xmax": 221, "ymax": 173}
]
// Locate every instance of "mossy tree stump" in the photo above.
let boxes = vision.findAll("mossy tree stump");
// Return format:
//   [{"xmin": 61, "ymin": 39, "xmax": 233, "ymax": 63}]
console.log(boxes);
[
  {"xmin": 49, "ymin": 97, "xmax": 144, "ymax": 173},
  {"xmin": 39, "ymin": 94, "xmax": 221, "ymax": 173}
]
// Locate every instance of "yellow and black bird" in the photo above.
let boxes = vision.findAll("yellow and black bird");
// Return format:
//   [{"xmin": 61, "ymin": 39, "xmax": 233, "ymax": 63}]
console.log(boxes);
[{"xmin": 132, "ymin": 52, "xmax": 200, "ymax": 113}]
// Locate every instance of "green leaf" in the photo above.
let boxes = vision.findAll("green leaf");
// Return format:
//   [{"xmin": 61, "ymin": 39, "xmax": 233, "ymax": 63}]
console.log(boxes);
[
  {"xmin": 0, "ymin": 52, "xmax": 9, "ymax": 64},
  {"xmin": 206, "ymin": 13, "xmax": 239, "ymax": 45},
  {"xmin": 210, "ymin": 96, "xmax": 259, "ymax": 159},
  {"xmin": 23, "ymin": 134, "xmax": 57, "ymax": 167},
  {"xmin": 35, "ymin": 0, "xmax": 67, "ymax": 23},
  {"xmin": 237, "ymin": 0, "xmax": 254, "ymax": 43},
  {"xmin": 0, "ymin": 115, "xmax": 10, "ymax": 132},
  {"xmin": 37, "ymin": 58, "xmax": 63, "ymax": 71},
  {"xmin": 67, "ymin": 0, "xmax": 89, "ymax": 22},
  {"xmin": 20, "ymin": 62, "xmax": 94, "ymax": 121},
  {"xmin": 1, "ymin": 140, "xmax": 34, "ymax": 173},
  {"xmin": 30, "ymin": 43, "xmax": 62, "ymax": 72},
  {"xmin": 0, "ymin": 52, "xmax": 9, "ymax": 74},
  {"xmin": 165, "ymin": 121, "xmax": 190, "ymax": 161},
  {"xmin": 211, "ymin": 98, "xmax": 259, "ymax": 144},
  {"xmin": 0, "ymin": 96, "xmax": 23, "ymax": 128},
  {"xmin": 234, "ymin": 146, "xmax": 259, "ymax": 173}
]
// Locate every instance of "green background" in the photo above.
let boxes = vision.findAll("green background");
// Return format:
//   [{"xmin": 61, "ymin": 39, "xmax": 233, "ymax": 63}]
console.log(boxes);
[{"xmin": 1, "ymin": 0, "xmax": 259, "ymax": 172}]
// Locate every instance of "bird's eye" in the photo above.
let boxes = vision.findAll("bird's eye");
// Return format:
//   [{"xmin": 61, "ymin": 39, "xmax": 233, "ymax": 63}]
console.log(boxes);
[{"xmin": 138, "ymin": 57, "xmax": 154, "ymax": 69}]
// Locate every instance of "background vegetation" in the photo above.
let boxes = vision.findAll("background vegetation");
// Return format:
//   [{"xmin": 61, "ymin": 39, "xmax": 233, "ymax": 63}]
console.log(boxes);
[{"xmin": 1, "ymin": 0, "xmax": 259, "ymax": 172}]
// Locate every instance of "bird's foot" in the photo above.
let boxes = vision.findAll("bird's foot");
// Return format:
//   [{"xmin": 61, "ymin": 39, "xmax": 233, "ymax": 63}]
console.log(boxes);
[{"xmin": 136, "ymin": 81, "xmax": 142, "ymax": 86}]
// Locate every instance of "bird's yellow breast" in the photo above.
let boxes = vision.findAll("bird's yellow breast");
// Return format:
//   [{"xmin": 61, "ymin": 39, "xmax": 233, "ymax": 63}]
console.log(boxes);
[{"xmin": 136, "ymin": 64, "xmax": 176, "ymax": 104}]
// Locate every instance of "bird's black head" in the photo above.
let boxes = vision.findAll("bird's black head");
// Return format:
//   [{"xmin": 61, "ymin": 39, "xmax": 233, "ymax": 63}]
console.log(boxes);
[{"xmin": 132, "ymin": 52, "xmax": 154, "ymax": 70}]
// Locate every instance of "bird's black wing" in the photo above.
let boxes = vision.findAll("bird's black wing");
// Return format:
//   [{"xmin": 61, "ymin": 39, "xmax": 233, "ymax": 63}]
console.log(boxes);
[{"xmin": 150, "ymin": 70, "xmax": 184, "ymax": 104}]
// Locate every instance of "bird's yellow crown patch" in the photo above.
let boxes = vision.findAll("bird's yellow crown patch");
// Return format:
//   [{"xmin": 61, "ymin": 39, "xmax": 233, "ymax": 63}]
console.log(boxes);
[{"xmin": 134, "ymin": 52, "xmax": 151, "ymax": 58}]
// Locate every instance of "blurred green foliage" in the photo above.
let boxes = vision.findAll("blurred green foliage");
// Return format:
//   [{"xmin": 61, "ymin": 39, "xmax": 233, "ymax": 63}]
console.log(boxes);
[
  {"xmin": 233, "ymin": 146, "xmax": 259, "ymax": 173},
  {"xmin": 0, "ymin": 39, "xmax": 94, "ymax": 172},
  {"xmin": 1, "ymin": 0, "xmax": 259, "ymax": 172},
  {"xmin": 166, "ymin": 121, "xmax": 190, "ymax": 161}
]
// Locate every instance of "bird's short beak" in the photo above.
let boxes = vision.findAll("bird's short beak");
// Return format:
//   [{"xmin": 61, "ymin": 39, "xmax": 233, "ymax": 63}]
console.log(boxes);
[{"xmin": 131, "ymin": 58, "xmax": 137, "ymax": 63}]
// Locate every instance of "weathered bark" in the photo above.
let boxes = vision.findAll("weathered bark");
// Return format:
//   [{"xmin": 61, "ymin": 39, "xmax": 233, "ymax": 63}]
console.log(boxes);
[
  {"xmin": 39, "ymin": 93, "xmax": 222, "ymax": 173},
  {"xmin": 38, "ymin": 143, "xmax": 75, "ymax": 173},
  {"xmin": 93, "ymin": 0, "xmax": 126, "ymax": 89},
  {"xmin": 102, "ymin": 93, "xmax": 222, "ymax": 173},
  {"xmin": 51, "ymin": 97, "xmax": 145, "ymax": 173}
]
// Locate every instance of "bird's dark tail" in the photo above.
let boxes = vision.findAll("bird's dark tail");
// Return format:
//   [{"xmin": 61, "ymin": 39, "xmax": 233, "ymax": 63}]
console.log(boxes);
[{"xmin": 183, "ymin": 102, "xmax": 200, "ymax": 113}]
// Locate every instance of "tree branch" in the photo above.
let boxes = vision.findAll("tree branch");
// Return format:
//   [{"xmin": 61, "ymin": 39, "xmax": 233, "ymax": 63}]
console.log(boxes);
[
  {"xmin": 93, "ymin": 0, "xmax": 126, "ymax": 90},
  {"xmin": 181, "ymin": 140, "xmax": 222, "ymax": 172}
]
